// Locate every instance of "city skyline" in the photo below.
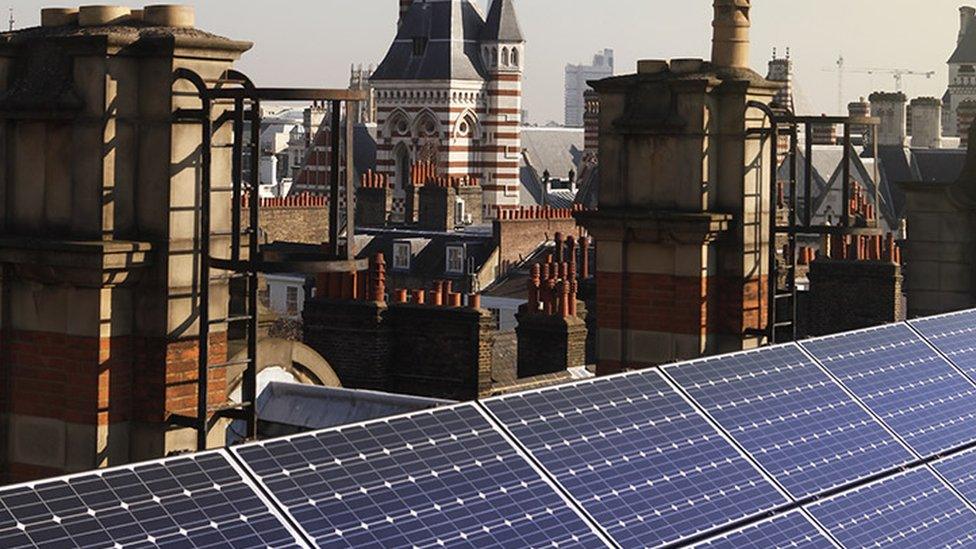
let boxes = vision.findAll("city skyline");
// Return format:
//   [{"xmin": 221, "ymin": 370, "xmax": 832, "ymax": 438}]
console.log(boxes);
[{"xmin": 3, "ymin": 0, "xmax": 969, "ymax": 123}]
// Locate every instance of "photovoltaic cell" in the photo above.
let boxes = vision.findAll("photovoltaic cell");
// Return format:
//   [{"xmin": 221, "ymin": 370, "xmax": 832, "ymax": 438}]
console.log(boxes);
[
  {"xmin": 232, "ymin": 403, "xmax": 606, "ymax": 549},
  {"xmin": 665, "ymin": 344, "xmax": 913, "ymax": 499},
  {"xmin": 692, "ymin": 511, "xmax": 833, "ymax": 549},
  {"xmin": 911, "ymin": 309, "xmax": 976, "ymax": 378},
  {"xmin": 0, "ymin": 452, "xmax": 304, "ymax": 548},
  {"xmin": 933, "ymin": 447, "xmax": 976, "ymax": 504},
  {"xmin": 483, "ymin": 370, "xmax": 788, "ymax": 549},
  {"xmin": 800, "ymin": 323, "xmax": 976, "ymax": 457},
  {"xmin": 807, "ymin": 468, "xmax": 976, "ymax": 548}
]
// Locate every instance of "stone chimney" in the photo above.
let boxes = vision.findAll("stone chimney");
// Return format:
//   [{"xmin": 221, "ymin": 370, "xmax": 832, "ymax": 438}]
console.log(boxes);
[
  {"xmin": 910, "ymin": 97, "xmax": 943, "ymax": 149},
  {"xmin": 0, "ymin": 5, "xmax": 250, "ymax": 482},
  {"xmin": 869, "ymin": 91, "xmax": 908, "ymax": 147},
  {"xmin": 961, "ymin": 6, "xmax": 976, "ymax": 44},
  {"xmin": 711, "ymin": 0, "xmax": 752, "ymax": 68}
]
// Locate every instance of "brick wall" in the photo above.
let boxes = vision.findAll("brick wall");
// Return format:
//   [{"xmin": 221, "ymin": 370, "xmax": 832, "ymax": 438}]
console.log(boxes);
[
  {"xmin": 808, "ymin": 260, "xmax": 904, "ymax": 337},
  {"xmin": 493, "ymin": 208, "xmax": 582, "ymax": 276},
  {"xmin": 250, "ymin": 195, "xmax": 330, "ymax": 244},
  {"xmin": 302, "ymin": 292, "xmax": 494, "ymax": 401},
  {"xmin": 516, "ymin": 313, "xmax": 586, "ymax": 378}
]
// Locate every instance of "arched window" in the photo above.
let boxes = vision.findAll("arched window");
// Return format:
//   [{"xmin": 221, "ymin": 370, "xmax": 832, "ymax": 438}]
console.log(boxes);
[
  {"xmin": 511, "ymin": 48, "xmax": 519, "ymax": 67},
  {"xmin": 491, "ymin": 47, "xmax": 498, "ymax": 66},
  {"xmin": 501, "ymin": 47, "xmax": 510, "ymax": 66}
]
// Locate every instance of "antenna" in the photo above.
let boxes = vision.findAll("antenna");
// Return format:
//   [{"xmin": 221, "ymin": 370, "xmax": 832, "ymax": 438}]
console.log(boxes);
[{"xmin": 8, "ymin": 8, "xmax": 13, "ymax": 32}]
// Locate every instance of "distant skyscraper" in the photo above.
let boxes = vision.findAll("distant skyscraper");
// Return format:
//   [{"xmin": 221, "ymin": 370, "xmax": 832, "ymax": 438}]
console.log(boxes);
[
  {"xmin": 766, "ymin": 48, "xmax": 795, "ymax": 112},
  {"xmin": 565, "ymin": 49, "xmax": 613, "ymax": 127}
]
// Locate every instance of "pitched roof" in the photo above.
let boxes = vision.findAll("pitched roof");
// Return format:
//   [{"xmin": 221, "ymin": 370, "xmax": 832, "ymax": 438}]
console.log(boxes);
[
  {"xmin": 951, "ymin": 21, "xmax": 976, "ymax": 64},
  {"xmin": 482, "ymin": 0, "xmax": 524, "ymax": 43},
  {"xmin": 372, "ymin": 0, "xmax": 488, "ymax": 82}
]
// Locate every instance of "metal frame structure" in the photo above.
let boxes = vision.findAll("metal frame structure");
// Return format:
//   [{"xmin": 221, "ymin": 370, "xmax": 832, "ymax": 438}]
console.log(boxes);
[
  {"xmin": 748, "ymin": 102, "xmax": 882, "ymax": 344},
  {"xmin": 169, "ymin": 68, "xmax": 366, "ymax": 450}
]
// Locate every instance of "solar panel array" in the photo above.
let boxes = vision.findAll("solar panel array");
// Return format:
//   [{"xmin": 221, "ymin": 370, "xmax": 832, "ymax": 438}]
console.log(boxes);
[{"xmin": 5, "ymin": 309, "xmax": 976, "ymax": 548}]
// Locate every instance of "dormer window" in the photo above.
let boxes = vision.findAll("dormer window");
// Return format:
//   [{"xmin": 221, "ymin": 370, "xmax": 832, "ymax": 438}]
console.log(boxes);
[
  {"xmin": 393, "ymin": 241, "xmax": 412, "ymax": 271},
  {"xmin": 412, "ymin": 37, "xmax": 428, "ymax": 57},
  {"xmin": 446, "ymin": 245, "xmax": 465, "ymax": 275}
]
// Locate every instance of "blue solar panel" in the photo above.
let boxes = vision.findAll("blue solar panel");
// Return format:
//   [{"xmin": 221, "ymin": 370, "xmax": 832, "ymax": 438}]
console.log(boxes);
[
  {"xmin": 483, "ymin": 370, "xmax": 788, "ymax": 549},
  {"xmin": 911, "ymin": 309, "xmax": 976, "ymax": 378},
  {"xmin": 807, "ymin": 467, "xmax": 976, "ymax": 548},
  {"xmin": 665, "ymin": 344, "xmax": 913, "ymax": 499},
  {"xmin": 799, "ymin": 323, "xmax": 976, "ymax": 457},
  {"xmin": 0, "ymin": 452, "xmax": 304, "ymax": 548},
  {"xmin": 692, "ymin": 510, "xmax": 833, "ymax": 549},
  {"xmin": 933, "ymin": 447, "xmax": 976, "ymax": 504},
  {"xmin": 233, "ymin": 403, "xmax": 607, "ymax": 548}
]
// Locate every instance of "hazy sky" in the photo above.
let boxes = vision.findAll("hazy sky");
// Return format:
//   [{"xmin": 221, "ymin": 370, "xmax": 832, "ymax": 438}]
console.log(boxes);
[{"xmin": 8, "ymin": 1, "xmax": 969, "ymax": 123}]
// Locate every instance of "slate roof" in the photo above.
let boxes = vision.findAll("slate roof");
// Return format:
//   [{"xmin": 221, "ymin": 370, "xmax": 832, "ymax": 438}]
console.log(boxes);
[
  {"xmin": 951, "ymin": 22, "xmax": 976, "ymax": 64},
  {"xmin": 519, "ymin": 127, "xmax": 584, "ymax": 206},
  {"xmin": 357, "ymin": 226, "xmax": 497, "ymax": 281},
  {"xmin": 482, "ymin": 0, "xmax": 524, "ymax": 42},
  {"xmin": 372, "ymin": 0, "xmax": 488, "ymax": 82}
]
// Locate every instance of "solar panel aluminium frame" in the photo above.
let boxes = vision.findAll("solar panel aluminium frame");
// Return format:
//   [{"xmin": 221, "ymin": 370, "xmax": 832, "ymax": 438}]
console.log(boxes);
[
  {"xmin": 477, "ymin": 362, "xmax": 797, "ymax": 549},
  {"xmin": 0, "ymin": 449, "xmax": 311, "ymax": 549},
  {"xmin": 227, "ymin": 401, "xmax": 617, "ymax": 548},
  {"xmin": 688, "ymin": 509, "xmax": 839, "ymax": 549}
]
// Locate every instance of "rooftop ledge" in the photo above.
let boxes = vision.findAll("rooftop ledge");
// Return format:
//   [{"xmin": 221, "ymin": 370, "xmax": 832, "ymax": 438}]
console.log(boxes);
[{"xmin": 0, "ymin": 237, "xmax": 152, "ymax": 271}]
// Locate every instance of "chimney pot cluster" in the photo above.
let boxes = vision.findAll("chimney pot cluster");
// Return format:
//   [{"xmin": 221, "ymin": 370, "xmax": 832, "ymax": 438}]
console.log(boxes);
[
  {"xmin": 526, "ymin": 235, "xmax": 586, "ymax": 319},
  {"xmin": 818, "ymin": 233, "xmax": 902, "ymax": 264},
  {"xmin": 494, "ymin": 204, "xmax": 585, "ymax": 221},
  {"xmin": 360, "ymin": 169, "xmax": 391, "ymax": 189},
  {"xmin": 42, "ymin": 4, "xmax": 195, "ymax": 28},
  {"xmin": 409, "ymin": 160, "xmax": 478, "ymax": 189}
]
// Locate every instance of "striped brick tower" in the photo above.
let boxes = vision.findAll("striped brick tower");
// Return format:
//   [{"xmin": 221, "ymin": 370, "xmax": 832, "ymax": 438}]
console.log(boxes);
[
  {"xmin": 480, "ymin": 0, "xmax": 524, "ymax": 215},
  {"xmin": 371, "ymin": 0, "xmax": 525, "ymax": 222}
]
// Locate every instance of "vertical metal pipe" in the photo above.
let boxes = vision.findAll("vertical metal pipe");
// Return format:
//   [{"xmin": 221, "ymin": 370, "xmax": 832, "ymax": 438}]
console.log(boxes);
[
  {"xmin": 842, "ymin": 122, "xmax": 851, "ymax": 228},
  {"xmin": 345, "ymin": 101, "xmax": 356, "ymax": 261},
  {"xmin": 767, "ymin": 123, "xmax": 778, "ymax": 343},
  {"xmin": 245, "ymin": 98, "xmax": 261, "ymax": 441},
  {"xmin": 197, "ymin": 95, "xmax": 212, "ymax": 451},
  {"xmin": 804, "ymin": 121, "xmax": 813, "ymax": 227},
  {"xmin": 329, "ymin": 101, "xmax": 341, "ymax": 258},
  {"xmin": 231, "ymin": 97, "xmax": 244, "ymax": 262}
]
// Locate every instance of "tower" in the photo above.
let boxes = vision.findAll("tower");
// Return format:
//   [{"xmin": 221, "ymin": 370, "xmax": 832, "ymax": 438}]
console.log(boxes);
[
  {"xmin": 766, "ymin": 48, "xmax": 794, "ymax": 112},
  {"xmin": 371, "ymin": 0, "xmax": 525, "ymax": 221},
  {"xmin": 946, "ymin": 6, "xmax": 976, "ymax": 136},
  {"xmin": 480, "ymin": 0, "xmax": 524, "ymax": 212},
  {"xmin": 579, "ymin": 0, "xmax": 779, "ymax": 374}
]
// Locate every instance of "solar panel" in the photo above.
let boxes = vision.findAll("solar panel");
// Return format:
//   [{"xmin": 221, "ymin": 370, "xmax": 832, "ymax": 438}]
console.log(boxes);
[
  {"xmin": 0, "ymin": 451, "xmax": 305, "ymax": 548},
  {"xmin": 665, "ymin": 344, "xmax": 913, "ymax": 499},
  {"xmin": 910, "ymin": 309, "xmax": 976, "ymax": 378},
  {"xmin": 807, "ymin": 467, "xmax": 976, "ymax": 548},
  {"xmin": 232, "ymin": 403, "xmax": 607, "ymax": 548},
  {"xmin": 692, "ymin": 510, "xmax": 834, "ymax": 549},
  {"xmin": 483, "ymin": 369, "xmax": 788, "ymax": 549},
  {"xmin": 799, "ymin": 323, "xmax": 976, "ymax": 457},
  {"xmin": 933, "ymin": 447, "xmax": 976, "ymax": 504}
]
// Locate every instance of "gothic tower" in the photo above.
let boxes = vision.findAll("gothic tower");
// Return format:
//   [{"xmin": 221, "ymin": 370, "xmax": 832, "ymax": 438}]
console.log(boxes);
[{"xmin": 480, "ymin": 0, "xmax": 525, "ymax": 212}]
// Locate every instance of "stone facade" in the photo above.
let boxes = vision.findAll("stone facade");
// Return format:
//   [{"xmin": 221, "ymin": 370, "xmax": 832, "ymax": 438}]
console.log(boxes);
[
  {"xmin": 253, "ymin": 195, "xmax": 329, "ymax": 244},
  {"xmin": 0, "ymin": 6, "xmax": 248, "ymax": 482},
  {"xmin": 579, "ymin": 0, "xmax": 778, "ymax": 375}
]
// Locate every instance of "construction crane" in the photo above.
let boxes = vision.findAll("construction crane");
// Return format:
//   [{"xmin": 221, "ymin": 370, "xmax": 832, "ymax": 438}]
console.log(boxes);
[{"xmin": 824, "ymin": 56, "xmax": 936, "ymax": 112}]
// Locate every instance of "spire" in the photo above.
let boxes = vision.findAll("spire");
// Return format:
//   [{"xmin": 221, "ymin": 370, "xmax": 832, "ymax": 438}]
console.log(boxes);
[{"xmin": 482, "ymin": 0, "xmax": 523, "ymax": 43}]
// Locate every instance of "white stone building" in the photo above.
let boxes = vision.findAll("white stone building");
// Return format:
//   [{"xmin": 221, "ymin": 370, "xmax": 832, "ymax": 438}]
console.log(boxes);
[
  {"xmin": 564, "ymin": 49, "xmax": 613, "ymax": 127},
  {"xmin": 944, "ymin": 6, "xmax": 976, "ymax": 137}
]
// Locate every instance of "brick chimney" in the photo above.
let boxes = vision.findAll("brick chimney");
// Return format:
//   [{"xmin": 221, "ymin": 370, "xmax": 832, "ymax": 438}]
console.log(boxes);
[{"xmin": 711, "ymin": 0, "xmax": 752, "ymax": 69}]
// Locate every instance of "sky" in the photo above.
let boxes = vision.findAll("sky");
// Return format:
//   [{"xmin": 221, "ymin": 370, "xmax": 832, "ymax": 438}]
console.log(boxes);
[{"xmin": 8, "ymin": 1, "xmax": 969, "ymax": 123}]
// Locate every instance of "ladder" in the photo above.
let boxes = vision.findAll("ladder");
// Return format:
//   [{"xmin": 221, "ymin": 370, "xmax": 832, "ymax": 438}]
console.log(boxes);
[{"xmin": 169, "ymin": 69, "xmax": 260, "ymax": 450}]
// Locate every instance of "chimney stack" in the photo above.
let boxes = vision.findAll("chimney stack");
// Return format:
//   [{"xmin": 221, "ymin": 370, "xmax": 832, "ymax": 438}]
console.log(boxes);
[
  {"xmin": 961, "ymin": 6, "xmax": 976, "ymax": 45},
  {"xmin": 869, "ymin": 91, "xmax": 908, "ymax": 147},
  {"xmin": 711, "ymin": 0, "xmax": 752, "ymax": 69},
  {"xmin": 910, "ymin": 97, "xmax": 943, "ymax": 149}
]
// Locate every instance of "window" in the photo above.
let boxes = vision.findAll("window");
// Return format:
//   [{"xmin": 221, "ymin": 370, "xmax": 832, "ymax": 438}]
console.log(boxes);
[
  {"xmin": 501, "ymin": 47, "xmax": 510, "ymax": 66},
  {"xmin": 393, "ymin": 241, "xmax": 411, "ymax": 271},
  {"xmin": 446, "ymin": 245, "xmax": 465, "ymax": 275},
  {"xmin": 454, "ymin": 197, "xmax": 466, "ymax": 225},
  {"xmin": 511, "ymin": 48, "xmax": 519, "ymax": 67},
  {"xmin": 412, "ymin": 37, "xmax": 428, "ymax": 56},
  {"xmin": 286, "ymin": 286, "xmax": 299, "ymax": 316}
]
